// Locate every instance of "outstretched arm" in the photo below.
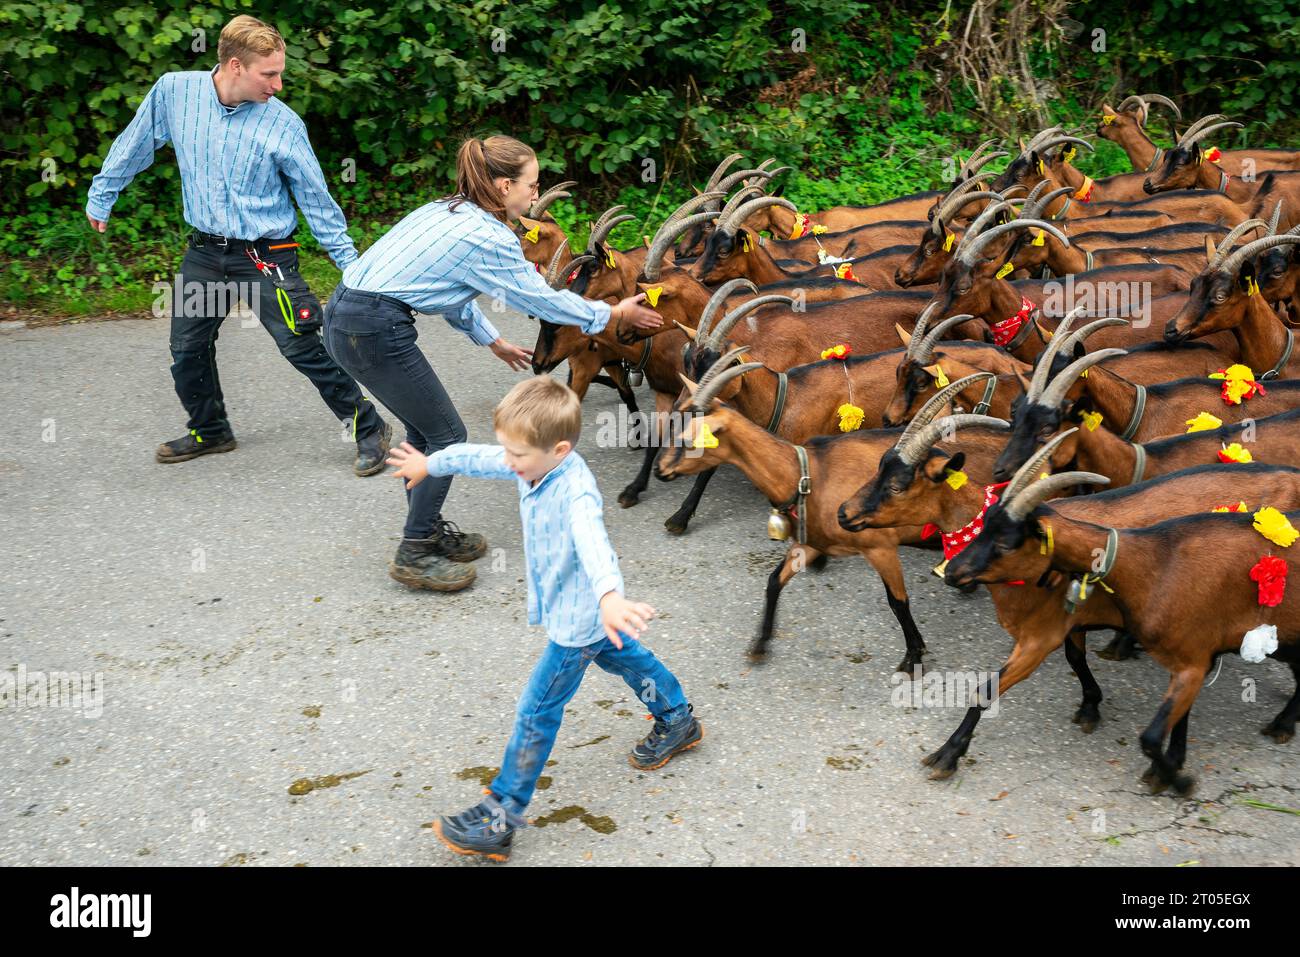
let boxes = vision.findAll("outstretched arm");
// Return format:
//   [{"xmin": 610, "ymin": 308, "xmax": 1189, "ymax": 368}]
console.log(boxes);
[
  {"xmin": 282, "ymin": 126, "xmax": 359, "ymax": 270},
  {"xmin": 86, "ymin": 76, "xmax": 173, "ymax": 226},
  {"xmin": 388, "ymin": 441, "xmax": 516, "ymax": 488}
]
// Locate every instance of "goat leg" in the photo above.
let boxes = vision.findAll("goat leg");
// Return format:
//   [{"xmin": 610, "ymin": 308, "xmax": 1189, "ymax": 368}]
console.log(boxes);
[
  {"xmin": 1138, "ymin": 666, "xmax": 1204, "ymax": 796},
  {"xmin": 750, "ymin": 544, "xmax": 819, "ymax": 662},
  {"xmin": 1097, "ymin": 631, "xmax": 1143, "ymax": 661},
  {"xmin": 869, "ymin": 547, "xmax": 926, "ymax": 674},
  {"xmin": 603, "ymin": 361, "xmax": 640, "ymax": 415},
  {"xmin": 664, "ymin": 467, "xmax": 716, "ymax": 535},
  {"xmin": 1261, "ymin": 657, "xmax": 1300, "ymax": 744},
  {"xmin": 1064, "ymin": 629, "xmax": 1103, "ymax": 733},
  {"xmin": 619, "ymin": 393, "xmax": 673, "ymax": 507},
  {"xmin": 923, "ymin": 628, "xmax": 1059, "ymax": 779}
]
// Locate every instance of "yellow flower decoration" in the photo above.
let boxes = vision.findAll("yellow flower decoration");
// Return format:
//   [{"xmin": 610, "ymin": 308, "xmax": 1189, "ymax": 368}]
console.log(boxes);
[
  {"xmin": 1211, "ymin": 501, "xmax": 1248, "ymax": 513},
  {"xmin": 1186, "ymin": 412, "xmax": 1223, "ymax": 433},
  {"xmin": 811, "ymin": 224, "xmax": 829, "ymax": 235},
  {"xmin": 837, "ymin": 403, "xmax": 865, "ymax": 432},
  {"xmin": 820, "ymin": 344, "xmax": 851, "ymax": 360},
  {"xmin": 1219, "ymin": 442, "xmax": 1253, "ymax": 464},
  {"xmin": 1078, "ymin": 409, "xmax": 1103, "ymax": 432},
  {"xmin": 1208, "ymin": 363, "xmax": 1256, "ymax": 382},
  {"xmin": 1253, "ymin": 507, "xmax": 1299, "ymax": 547},
  {"xmin": 692, "ymin": 422, "xmax": 719, "ymax": 449}
]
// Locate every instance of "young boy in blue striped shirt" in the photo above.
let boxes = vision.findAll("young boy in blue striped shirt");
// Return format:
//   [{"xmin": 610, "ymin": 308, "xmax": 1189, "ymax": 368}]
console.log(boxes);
[{"xmin": 387, "ymin": 376, "xmax": 701, "ymax": 862}]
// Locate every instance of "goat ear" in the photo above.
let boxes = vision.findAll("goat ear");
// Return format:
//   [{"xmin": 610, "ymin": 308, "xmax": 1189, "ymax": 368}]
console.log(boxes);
[
  {"xmin": 773, "ymin": 183, "xmax": 786, "ymax": 197},
  {"xmin": 678, "ymin": 373, "xmax": 699, "ymax": 395},
  {"xmin": 921, "ymin": 452, "xmax": 952, "ymax": 483},
  {"xmin": 1101, "ymin": 102, "xmax": 1114, "ymax": 115},
  {"xmin": 1204, "ymin": 235, "xmax": 1217, "ymax": 264},
  {"xmin": 1238, "ymin": 261, "xmax": 1259, "ymax": 292},
  {"xmin": 1013, "ymin": 370, "xmax": 1031, "ymax": 395},
  {"xmin": 895, "ymin": 322, "xmax": 912, "ymax": 346}
]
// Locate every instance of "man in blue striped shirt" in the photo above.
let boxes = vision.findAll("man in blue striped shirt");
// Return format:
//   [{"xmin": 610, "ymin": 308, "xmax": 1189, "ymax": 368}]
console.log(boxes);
[
  {"xmin": 387, "ymin": 376, "xmax": 701, "ymax": 863},
  {"xmin": 85, "ymin": 15, "xmax": 390, "ymax": 473}
]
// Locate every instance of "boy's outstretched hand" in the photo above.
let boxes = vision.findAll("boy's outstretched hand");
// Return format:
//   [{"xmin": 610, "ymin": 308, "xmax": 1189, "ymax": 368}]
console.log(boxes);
[
  {"xmin": 387, "ymin": 441, "xmax": 429, "ymax": 490},
  {"xmin": 599, "ymin": 591, "xmax": 656, "ymax": 649}
]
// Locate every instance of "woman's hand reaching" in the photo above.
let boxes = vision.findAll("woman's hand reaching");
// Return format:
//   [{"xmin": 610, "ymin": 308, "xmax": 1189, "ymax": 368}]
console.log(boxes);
[
  {"xmin": 612, "ymin": 293, "xmax": 663, "ymax": 332},
  {"xmin": 489, "ymin": 337, "xmax": 534, "ymax": 371}
]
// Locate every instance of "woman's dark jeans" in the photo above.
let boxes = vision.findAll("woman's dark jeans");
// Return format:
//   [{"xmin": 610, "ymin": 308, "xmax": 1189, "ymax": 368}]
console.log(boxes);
[{"xmin": 324, "ymin": 285, "xmax": 468, "ymax": 539}]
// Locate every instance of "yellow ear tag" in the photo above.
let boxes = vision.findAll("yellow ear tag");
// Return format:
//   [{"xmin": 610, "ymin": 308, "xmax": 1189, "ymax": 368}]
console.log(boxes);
[
  {"xmin": 1040, "ymin": 521, "xmax": 1054, "ymax": 555},
  {"xmin": 604, "ymin": 248, "xmax": 616, "ymax": 269},
  {"xmin": 1037, "ymin": 159, "xmax": 1045, "ymax": 176},
  {"xmin": 741, "ymin": 234, "xmax": 753, "ymax": 253},
  {"xmin": 523, "ymin": 224, "xmax": 540, "ymax": 244},
  {"xmin": 1031, "ymin": 229, "xmax": 1045, "ymax": 247},
  {"xmin": 1246, "ymin": 275, "xmax": 1260, "ymax": 297},
  {"xmin": 996, "ymin": 262, "xmax": 1015, "ymax": 279},
  {"xmin": 944, "ymin": 469, "xmax": 968, "ymax": 490},
  {"xmin": 1078, "ymin": 409, "xmax": 1103, "ymax": 432},
  {"xmin": 942, "ymin": 232, "xmax": 955, "ymax": 252},
  {"xmin": 924, "ymin": 363, "xmax": 949, "ymax": 387},
  {"xmin": 692, "ymin": 422, "xmax": 719, "ymax": 449},
  {"xmin": 645, "ymin": 286, "xmax": 663, "ymax": 308},
  {"xmin": 1063, "ymin": 146, "xmax": 1077, "ymax": 164},
  {"xmin": 1101, "ymin": 114, "xmax": 1116, "ymax": 126}
]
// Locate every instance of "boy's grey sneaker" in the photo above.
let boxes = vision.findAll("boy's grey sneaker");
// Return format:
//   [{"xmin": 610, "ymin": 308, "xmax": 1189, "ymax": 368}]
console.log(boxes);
[
  {"xmin": 629, "ymin": 704, "xmax": 703, "ymax": 771},
  {"xmin": 431, "ymin": 793, "xmax": 526, "ymax": 863},
  {"xmin": 354, "ymin": 420, "xmax": 393, "ymax": 476}
]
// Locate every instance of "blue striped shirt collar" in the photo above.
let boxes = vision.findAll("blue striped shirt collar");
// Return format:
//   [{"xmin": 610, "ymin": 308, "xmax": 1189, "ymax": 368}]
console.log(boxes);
[{"xmin": 206, "ymin": 65, "xmax": 252, "ymax": 116}]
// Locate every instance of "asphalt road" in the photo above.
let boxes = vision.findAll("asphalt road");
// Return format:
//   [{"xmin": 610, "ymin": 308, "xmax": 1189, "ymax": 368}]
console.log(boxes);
[{"xmin": 1, "ymin": 302, "xmax": 1297, "ymax": 866}]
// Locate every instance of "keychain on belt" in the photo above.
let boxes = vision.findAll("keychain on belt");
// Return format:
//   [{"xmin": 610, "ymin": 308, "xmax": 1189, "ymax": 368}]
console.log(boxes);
[{"xmin": 246, "ymin": 245, "xmax": 311, "ymax": 333}]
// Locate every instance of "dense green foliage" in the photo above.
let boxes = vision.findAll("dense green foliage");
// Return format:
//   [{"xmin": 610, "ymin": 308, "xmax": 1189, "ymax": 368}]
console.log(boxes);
[{"xmin": 1, "ymin": 0, "xmax": 1296, "ymax": 315}]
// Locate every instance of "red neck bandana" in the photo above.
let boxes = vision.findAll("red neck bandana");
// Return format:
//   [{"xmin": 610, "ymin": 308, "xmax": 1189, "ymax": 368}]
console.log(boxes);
[
  {"xmin": 922, "ymin": 482, "xmax": 1009, "ymax": 559},
  {"xmin": 989, "ymin": 296, "xmax": 1036, "ymax": 348}
]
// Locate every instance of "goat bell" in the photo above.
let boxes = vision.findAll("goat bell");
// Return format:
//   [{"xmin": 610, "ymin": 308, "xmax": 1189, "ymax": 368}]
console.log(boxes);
[
  {"xmin": 767, "ymin": 508, "xmax": 792, "ymax": 541},
  {"xmin": 624, "ymin": 362, "xmax": 643, "ymax": 387}
]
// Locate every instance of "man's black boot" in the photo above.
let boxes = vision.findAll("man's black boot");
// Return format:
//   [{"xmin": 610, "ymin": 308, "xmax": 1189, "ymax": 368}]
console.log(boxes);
[
  {"xmin": 156, "ymin": 429, "xmax": 237, "ymax": 464},
  {"xmin": 355, "ymin": 420, "xmax": 393, "ymax": 476}
]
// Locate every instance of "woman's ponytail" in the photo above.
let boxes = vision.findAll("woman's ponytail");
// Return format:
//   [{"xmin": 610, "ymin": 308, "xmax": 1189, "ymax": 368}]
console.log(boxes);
[{"xmin": 442, "ymin": 135, "xmax": 536, "ymax": 223}]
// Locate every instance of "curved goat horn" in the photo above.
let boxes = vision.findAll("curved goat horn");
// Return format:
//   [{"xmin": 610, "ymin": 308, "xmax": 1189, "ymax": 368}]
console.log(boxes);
[
  {"xmin": 696, "ymin": 278, "xmax": 759, "ymax": 345},
  {"xmin": 905, "ymin": 301, "xmax": 943, "ymax": 359},
  {"xmin": 664, "ymin": 191, "xmax": 726, "ymax": 227},
  {"xmin": 1006, "ymin": 469, "xmax": 1110, "ymax": 520},
  {"xmin": 953, "ymin": 199, "xmax": 1014, "ymax": 257},
  {"xmin": 1181, "ymin": 121, "xmax": 1243, "ymax": 150},
  {"xmin": 933, "ymin": 173, "xmax": 1000, "ymax": 233},
  {"xmin": 587, "ymin": 214, "xmax": 637, "ymax": 254},
  {"xmin": 529, "ymin": 181, "xmax": 577, "ymax": 218},
  {"xmin": 717, "ymin": 197, "xmax": 797, "ymax": 235},
  {"xmin": 544, "ymin": 244, "xmax": 570, "ymax": 287},
  {"xmin": 1022, "ymin": 186, "xmax": 1076, "ymax": 221},
  {"xmin": 590, "ymin": 204, "xmax": 628, "ymax": 236},
  {"xmin": 712, "ymin": 168, "xmax": 778, "ymax": 198},
  {"xmin": 1269, "ymin": 201, "xmax": 1285, "ymax": 237},
  {"xmin": 1001, "ymin": 428, "xmax": 1078, "ymax": 513},
  {"xmin": 554, "ymin": 254, "xmax": 596, "ymax": 289},
  {"xmin": 1059, "ymin": 317, "xmax": 1129, "ymax": 358},
  {"xmin": 913, "ymin": 314, "xmax": 977, "ymax": 365},
  {"xmin": 1176, "ymin": 113, "xmax": 1229, "ymax": 145},
  {"xmin": 898, "ymin": 413, "xmax": 1011, "ymax": 467},
  {"xmin": 1206, "ymin": 218, "xmax": 1270, "ymax": 271},
  {"xmin": 1027, "ymin": 307, "xmax": 1084, "ymax": 401},
  {"xmin": 1035, "ymin": 136, "xmax": 1095, "ymax": 158},
  {"xmin": 643, "ymin": 212, "xmax": 718, "ymax": 281},
  {"xmin": 1138, "ymin": 93, "xmax": 1180, "ymax": 118},
  {"xmin": 704, "ymin": 154, "xmax": 745, "ymax": 193},
  {"xmin": 897, "ymin": 372, "xmax": 996, "ymax": 453},
  {"xmin": 718, "ymin": 185, "xmax": 766, "ymax": 222},
  {"xmin": 1217, "ymin": 234, "xmax": 1300, "ymax": 279},
  {"xmin": 1037, "ymin": 348, "xmax": 1128, "ymax": 410},
  {"xmin": 958, "ymin": 218, "xmax": 1070, "ymax": 267},
  {"xmin": 707, "ymin": 295, "xmax": 796, "ymax": 349}
]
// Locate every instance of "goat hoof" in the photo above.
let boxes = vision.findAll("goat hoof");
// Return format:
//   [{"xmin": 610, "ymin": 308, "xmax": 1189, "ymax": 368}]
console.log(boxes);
[
  {"xmin": 746, "ymin": 643, "xmax": 770, "ymax": 664},
  {"xmin": 1172, "ymin": 773, "xmax": 1197, "ymax": 797},
  {"xmin": 617, "ymin": 490, "xmax": 642, "ymax": 508},
  {"xmin": 1260, "ymin": 722, "xmax": 1295, "ymax": 744},
  {"xmin": 663, "ymin": 517, "xmax": 689, "ymax": 535},
  {"xmin": 1072, "ymin": 705, "xmax": 1100, "ymax": 733},
  {"xmin": 924, "ymin": 757, "xmax": 958, "ymax": 781},
  {"xmin": 896, "ymin": 656, "xmax": 925, "ymax": 676},
  {"xmin": 1140, "ymin": 763, "xmax": 1161, "ymax": 787}
]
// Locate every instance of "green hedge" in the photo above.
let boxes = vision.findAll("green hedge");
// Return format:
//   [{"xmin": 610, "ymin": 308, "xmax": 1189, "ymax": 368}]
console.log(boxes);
[{"xmin": 2, "ymin": 0, "xmax": 1296, "ymax": 312}]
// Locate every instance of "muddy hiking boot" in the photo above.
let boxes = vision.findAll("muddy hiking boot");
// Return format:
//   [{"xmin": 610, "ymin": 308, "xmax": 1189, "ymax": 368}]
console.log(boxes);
[
  {"xmin": 432, "ymin": 793, "xmax": 527, "ymax": 863},
  {"xmin": 629, "ymin": 704, "xmax": 703, "ymax": 771},
  {"xmin": 354, "ymin": 419, "xmax": 393, "ymax": 477},
  {"xmin": 388, "ymin": 522, "xmax": 487, "ymax": 592},
  {"xmin": 155, "ymin": 429, "xmax": 237, "ymax": 464}
]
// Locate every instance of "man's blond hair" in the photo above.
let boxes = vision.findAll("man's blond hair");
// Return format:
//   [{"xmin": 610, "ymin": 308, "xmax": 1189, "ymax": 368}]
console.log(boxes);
[
  {"xmin": 217, "ymin": 15, "xmax": 285, "ymax": 68},
  {"xmin": 493, "ymin": 377, "xmax": 582, "ymax": 450}
]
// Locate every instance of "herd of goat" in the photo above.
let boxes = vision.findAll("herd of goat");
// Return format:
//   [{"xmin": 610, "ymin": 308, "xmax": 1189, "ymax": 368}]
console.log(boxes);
[{"xmin": 510, "ymin": 95, "xmax": 1300, "ymax": 796}]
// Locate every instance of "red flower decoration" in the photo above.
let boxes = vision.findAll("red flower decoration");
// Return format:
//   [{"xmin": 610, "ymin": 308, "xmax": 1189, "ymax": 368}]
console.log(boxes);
[{"xmin": 1250, "ymin": 555, "xmax": 1288, "ymax": 607}]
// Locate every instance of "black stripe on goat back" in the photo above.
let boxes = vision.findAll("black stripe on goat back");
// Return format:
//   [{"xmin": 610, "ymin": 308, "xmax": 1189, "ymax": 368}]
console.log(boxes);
[
  {"xmin": 1082, "ymin": 462, "xmax": 1300, "ymax": 506},
  {"xmin": 1079, "ymin": 222, "xmax": 1231, "ymax": 246}
]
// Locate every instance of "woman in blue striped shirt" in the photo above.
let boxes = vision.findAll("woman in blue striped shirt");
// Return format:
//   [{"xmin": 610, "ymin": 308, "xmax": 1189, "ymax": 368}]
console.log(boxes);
[{"xmin": 323, "ymin": 135, "xmax": 661, "ymax": 592}]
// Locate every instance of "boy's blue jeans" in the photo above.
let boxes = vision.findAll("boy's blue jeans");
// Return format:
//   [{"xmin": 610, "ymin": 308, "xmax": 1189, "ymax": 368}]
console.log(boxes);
[{"xmin": 490, "ymin": 635, "xmax": 690, "ymax": 816}]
